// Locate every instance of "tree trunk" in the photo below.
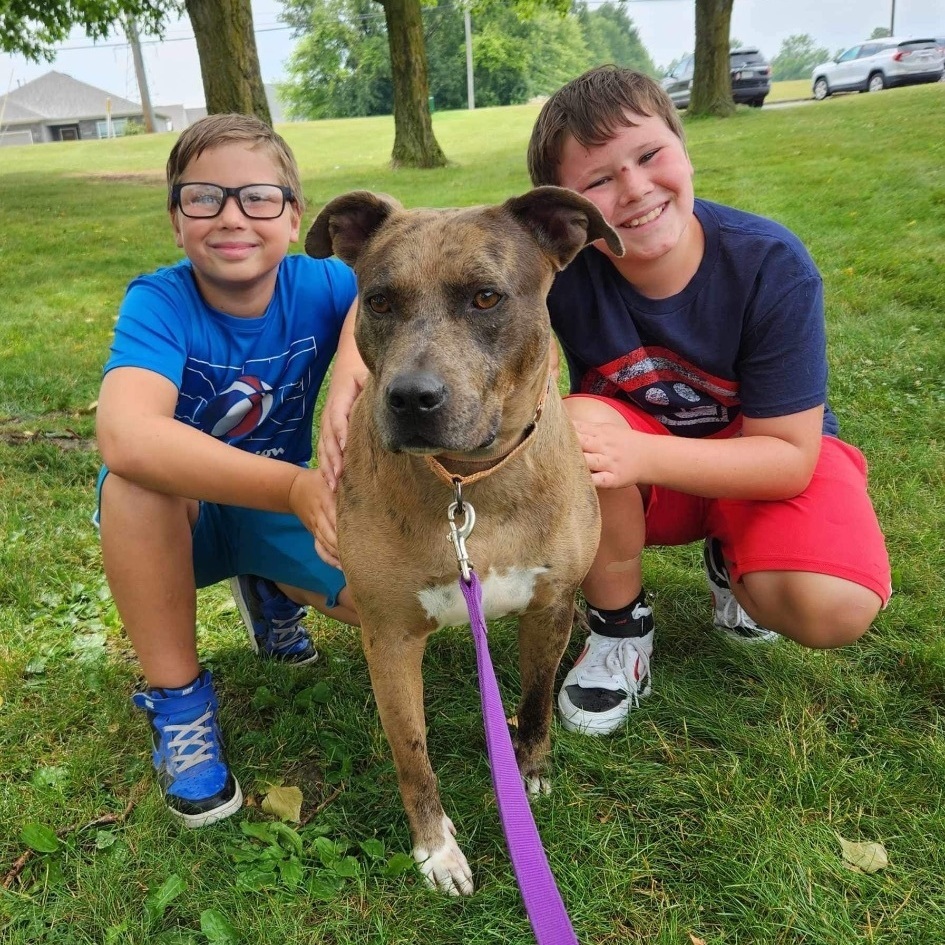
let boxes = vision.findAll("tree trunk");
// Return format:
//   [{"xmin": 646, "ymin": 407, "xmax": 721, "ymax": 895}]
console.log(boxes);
[
  {"xmin": 688, "ymin": 0, "xmax": 734, "ymax": 117},
  {"xmin": 376, "ymin": 0, "xmax": 447, "ymax": 168},
  {"xmin": 185, "ymin": 0, "xmax": 272, "ymax": 125}
]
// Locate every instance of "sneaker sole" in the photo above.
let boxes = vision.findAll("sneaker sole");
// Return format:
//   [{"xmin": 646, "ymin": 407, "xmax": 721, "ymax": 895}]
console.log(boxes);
[
  {"xmin": 229, "ymin": 577, "xmax": 261, "ymax": 655},
  {"xmin": 557, "ymin": 684, "xmax": 652, "ymax": 736},
  {"xmin": 713, "ymin": 620, "xmax": 781, "ymax": 644},
  {"xmin": 171, "ymin": 778, "xmax": 244, "ymax": 829}
]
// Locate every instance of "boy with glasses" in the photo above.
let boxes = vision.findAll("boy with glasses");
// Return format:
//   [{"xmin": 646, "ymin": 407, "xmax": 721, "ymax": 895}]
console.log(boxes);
[{"xmin": 95, "ymin": 113, "xmax": 363, "ymax": 826}]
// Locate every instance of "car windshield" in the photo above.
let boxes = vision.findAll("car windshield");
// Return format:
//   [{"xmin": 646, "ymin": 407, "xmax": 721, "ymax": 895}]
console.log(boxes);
[{"xmin": 730, "ymin": 51, "xmax": 765, "ymax": 66}]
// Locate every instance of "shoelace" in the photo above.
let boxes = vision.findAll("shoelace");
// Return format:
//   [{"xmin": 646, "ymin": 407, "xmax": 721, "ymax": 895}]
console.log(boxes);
[
  {"xmin": 260, "ymin": 597, "xmax": 308, "ymax": 650},
  {"xmin": 714, "ymin": 589, "xmax": 762, "ymax": 632},
  {"xmin": 580, "ymin": 635, "xmax": 652, "ymax": 707},
  {"xmin": 164, "ymin": 707, "xmax": 218, "ymax": 774}
]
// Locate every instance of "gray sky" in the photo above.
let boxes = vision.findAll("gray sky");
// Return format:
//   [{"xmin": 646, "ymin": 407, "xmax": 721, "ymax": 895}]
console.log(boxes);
[{"xmin": 1, "ymin": 0, "xmax": 941, "ymax": 110}]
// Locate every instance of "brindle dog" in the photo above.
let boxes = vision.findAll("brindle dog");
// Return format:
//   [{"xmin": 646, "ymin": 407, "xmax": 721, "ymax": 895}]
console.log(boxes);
[{"xmin": 305, "ymin": 187, "xmax": 623, "ymax": 895}]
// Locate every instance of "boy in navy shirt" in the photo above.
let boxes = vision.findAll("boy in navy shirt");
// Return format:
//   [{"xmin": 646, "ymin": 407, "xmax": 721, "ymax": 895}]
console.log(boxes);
[{"xmin": 526, "ymin": 66, "xmax": 890, "ymax": 735}]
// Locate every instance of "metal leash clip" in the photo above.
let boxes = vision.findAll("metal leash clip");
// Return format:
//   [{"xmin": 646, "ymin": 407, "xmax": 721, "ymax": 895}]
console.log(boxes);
[{"xmin": 447, "ymin": 499, "xmax": 476, "ymax": 583}]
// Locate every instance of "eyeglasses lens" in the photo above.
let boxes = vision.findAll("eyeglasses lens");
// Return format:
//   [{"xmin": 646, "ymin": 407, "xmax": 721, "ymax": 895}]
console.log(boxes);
[{"xmin": 178, "ymin": 184, "xmax": 286, "ymax": 219}]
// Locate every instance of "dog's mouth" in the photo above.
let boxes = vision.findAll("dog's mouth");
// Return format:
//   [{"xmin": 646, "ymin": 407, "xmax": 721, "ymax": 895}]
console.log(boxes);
[{"xmin": 388, "ymin": 428, "xmax": 498, "ymax": 456}]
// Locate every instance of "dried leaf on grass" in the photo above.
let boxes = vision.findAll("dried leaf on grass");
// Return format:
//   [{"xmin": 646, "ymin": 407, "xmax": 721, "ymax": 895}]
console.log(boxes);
[
  {"xmin": 261, "ymin": 784, "xmax": 303, "ymax": 823},
  {"xmin": 689, "ymin": 935, "xmax": 707, "ymax": 945},
  {"xmin": 838, "ymin": 836, "xmax": 889, "ymax": 873}
]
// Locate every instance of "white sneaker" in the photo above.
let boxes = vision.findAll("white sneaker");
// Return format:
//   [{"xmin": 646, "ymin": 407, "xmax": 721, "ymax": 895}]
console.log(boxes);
[
  {"xmin": 557, "ymin": 624, "xmax": 654, "ymax": 736},
  {"xmin": 703, "ymin": 539, "xmax": 780, "ymax": 643}
]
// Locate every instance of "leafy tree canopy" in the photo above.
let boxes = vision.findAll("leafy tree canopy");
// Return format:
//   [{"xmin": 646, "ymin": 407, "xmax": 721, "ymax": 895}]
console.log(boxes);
[
  {"xmin": 279, "ymin": 0, "xmax": 656, "ymax": 120},
  {"xmin": 770, "ymin": 32, "xmax": 832, "ymax": 81},
  {"xmin": 0, "ymin": 0, "xmax": 181, "ymax": 61},
  {"xmin": 869, "ymin": 26, "xmax": 892, "ymax": 39}
]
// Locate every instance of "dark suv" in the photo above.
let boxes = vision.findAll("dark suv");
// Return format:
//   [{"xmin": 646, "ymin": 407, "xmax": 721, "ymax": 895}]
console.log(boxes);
[{"xmin": 661, "ymin": 48, "xmax": 771, "ymax": 109}]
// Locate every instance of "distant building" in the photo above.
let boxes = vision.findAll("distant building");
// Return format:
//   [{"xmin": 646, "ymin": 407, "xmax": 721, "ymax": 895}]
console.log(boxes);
[
  {"xmin": 0, "ymin": 72, "xmax": 294, "ymax": 147},
  {"xmin": 0, "ymin": 71, "xmax": 174, "ymax": 146}
]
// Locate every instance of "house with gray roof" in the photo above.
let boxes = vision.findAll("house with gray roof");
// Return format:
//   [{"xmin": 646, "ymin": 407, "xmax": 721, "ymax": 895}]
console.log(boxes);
[{"xmin": 0, "ymin": 71, "xmax": 174, "ymax": 146}]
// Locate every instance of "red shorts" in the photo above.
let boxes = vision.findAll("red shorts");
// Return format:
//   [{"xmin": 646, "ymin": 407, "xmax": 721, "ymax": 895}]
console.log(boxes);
[{"xmin": 572, "ymin": 395, "xmax": 892, "ymax": 604}]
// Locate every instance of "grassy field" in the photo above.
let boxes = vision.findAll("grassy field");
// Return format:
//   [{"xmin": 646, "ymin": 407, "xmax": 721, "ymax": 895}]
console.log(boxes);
[
  {"xmin": 1, "ymin": 83, "xmax": 944, "ymax": 944},
  {"xmin": 767, "ymin": 78, "xmax": 813, "ymax": 102}
]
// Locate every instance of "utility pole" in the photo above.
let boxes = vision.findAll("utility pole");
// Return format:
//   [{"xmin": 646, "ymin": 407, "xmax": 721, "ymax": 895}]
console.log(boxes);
[
  {"xmin": 890, "ymin": 0, "xmax": 896, "ymax": 35},
  {"xmin": 125, "ymin": 16, "xmax": 158, "ymax": 133},
  {"xmin": 464, "ymin": 7, "xmax": 475, "ymax": 110}
]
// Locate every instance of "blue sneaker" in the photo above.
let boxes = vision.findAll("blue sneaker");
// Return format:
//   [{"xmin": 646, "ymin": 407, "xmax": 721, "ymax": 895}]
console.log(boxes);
[
  {"xmin": 131, "ymin": 670, "xmax": 243, "ymax": 828},
  {"xmin": 703, "ymin": 538, "xmax": 780, "ymax": 643},
  {"xmin": 230, "ymin": 575, "xmax": 319, "ymax": 665}
]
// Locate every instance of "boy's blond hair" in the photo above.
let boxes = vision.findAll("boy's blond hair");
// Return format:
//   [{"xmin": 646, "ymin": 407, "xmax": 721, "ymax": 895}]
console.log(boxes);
[
  {"xmin": 166, "ymin": 113, "xmax": 304, "ymax": 214},
  {"xmin": 527, "ymin": 65, "xmax": 685, "ymax": 187}
]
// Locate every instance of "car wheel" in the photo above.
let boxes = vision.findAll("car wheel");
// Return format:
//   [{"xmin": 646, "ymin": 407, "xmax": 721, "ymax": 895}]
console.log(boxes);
[
  {"xmin": 868, "ymin": 72, "xmax": 886, "ymax": 93},
  {"xmin": 748, "ymin": 98, "xmax": 764, "ymax": 108},
  {"xmin": 813, "ymin": 77, "xmax": 830, "ymax": 100}
]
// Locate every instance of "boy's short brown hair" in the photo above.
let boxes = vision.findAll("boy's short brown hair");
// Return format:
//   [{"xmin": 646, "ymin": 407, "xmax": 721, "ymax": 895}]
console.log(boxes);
[
  {"xmin": 527, "ymin": 65, "xmax": 685, "ymax": 187},
  {"xmin": 166, "ymin": 113, "xmax": 304, "ymax": 214}
]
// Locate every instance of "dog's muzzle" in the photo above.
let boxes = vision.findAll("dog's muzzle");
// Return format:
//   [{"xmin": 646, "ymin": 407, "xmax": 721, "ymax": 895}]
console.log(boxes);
[{"xmin": 381, "ymin": 371, "xmax": 496, "ymax": 454}]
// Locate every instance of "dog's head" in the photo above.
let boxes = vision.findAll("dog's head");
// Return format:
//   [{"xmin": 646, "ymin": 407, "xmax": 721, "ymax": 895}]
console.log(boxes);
[{"xmin": 306, "ymin": 187, "xmax": 622, "ymax": 456}]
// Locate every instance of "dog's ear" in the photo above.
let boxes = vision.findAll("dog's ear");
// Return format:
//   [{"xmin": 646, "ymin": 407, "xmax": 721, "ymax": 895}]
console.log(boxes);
[
  {"xmin": 305, "ymin": 191, "xmax": 403, "ymax": 267},
  {"xmin": 501, "ymin": 186, "xmax": 624, "ymax": 270}
]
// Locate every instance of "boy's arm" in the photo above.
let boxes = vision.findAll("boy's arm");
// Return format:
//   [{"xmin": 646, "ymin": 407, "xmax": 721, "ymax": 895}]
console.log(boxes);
[
  {"xmin": 318, "ymin": 300, "xmax": 366, "ymax": 490},
  {"xmin": 575, "ymin": 404, "xmax": 823, "ymax": 499},
  {"xmin": 96, "ymin": 367, "xmax": 328, "ymax": 529}
]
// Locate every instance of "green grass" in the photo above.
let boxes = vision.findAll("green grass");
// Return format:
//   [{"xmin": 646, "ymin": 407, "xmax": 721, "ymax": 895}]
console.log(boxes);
[
  {"xmin": 1, "ymin": 83, "xmax": 944, "ymax": 944},
  {"xmin": 767, "ymin": 79, "xmax": 813, "ymax": 102}
]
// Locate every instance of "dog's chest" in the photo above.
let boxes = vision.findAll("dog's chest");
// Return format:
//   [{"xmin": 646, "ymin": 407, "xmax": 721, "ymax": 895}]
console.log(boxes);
[{"xmin": 417, "ymin": 566, "xmax": 549, "ymax": 629}]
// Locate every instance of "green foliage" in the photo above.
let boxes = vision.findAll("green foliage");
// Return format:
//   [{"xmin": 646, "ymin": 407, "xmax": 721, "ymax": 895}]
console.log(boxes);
[
  {"xmin": 770, "ymin": 32, "xmax": 833, "ymax": 80},
  {"xmin": 280, "ymin": 0, "xmax": 656, "ymax": 119},
  {"xmin": 0, "ymin": 86, "xmax": 944, "ymax": 943},
  {"xmin": 0, "ymin": 0, "xmax": 181, "ymax": 62},
  {"xmin": 869, "ymin": 26, "xmax": 892, "ymax": 39}
]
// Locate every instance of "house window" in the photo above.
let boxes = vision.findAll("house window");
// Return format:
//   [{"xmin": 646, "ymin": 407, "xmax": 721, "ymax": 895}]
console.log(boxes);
[{"xmin": 96, "ymin": 118, "xmax": 128, "ymax": 138}]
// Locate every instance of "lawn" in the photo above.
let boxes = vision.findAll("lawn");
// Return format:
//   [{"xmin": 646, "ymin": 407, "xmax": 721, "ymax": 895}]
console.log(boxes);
[{"xmin": 1, "ymin": 84, "xmax": 944, "ymax": 944}]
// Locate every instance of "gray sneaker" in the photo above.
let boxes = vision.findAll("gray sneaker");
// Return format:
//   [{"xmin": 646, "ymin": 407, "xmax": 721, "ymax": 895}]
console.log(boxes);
[{"xmin": 702, "ymin": 539, "xmax": 780, "ymax": 643}]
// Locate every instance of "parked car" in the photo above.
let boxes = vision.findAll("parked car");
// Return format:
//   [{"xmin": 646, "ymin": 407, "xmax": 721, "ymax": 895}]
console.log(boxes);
[
  {"xmin": 661, "ymin": 48, "xmax": 771, "ymax": 109},
  {"xmin": 811, "ymin": 37, "xmax": 944, "ymax": 99}
]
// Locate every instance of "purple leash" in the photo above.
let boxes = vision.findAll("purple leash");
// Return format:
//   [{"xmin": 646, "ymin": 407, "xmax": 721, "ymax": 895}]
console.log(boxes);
[{"xmin": 460, "ymin": 570, "xmax": 579, "ymax": 945}]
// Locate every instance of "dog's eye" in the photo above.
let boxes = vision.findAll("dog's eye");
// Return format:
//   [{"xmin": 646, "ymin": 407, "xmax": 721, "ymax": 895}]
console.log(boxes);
[
  {"xmin": 366, "ymin": 294, "xmax": 391, "ymax": 314},
  {"xmin": 472, "ymin": 290, "xmax": 501, "ymax": 311}
]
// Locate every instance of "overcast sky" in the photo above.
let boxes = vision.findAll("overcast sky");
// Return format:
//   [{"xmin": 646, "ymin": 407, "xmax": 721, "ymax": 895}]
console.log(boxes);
[{"xmin": 1, "ymin": 0, "xmax": 941, "ymax": 110}]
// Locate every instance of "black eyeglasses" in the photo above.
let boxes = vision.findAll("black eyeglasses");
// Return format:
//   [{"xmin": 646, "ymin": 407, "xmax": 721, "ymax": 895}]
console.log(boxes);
[{"xmin": 171, "ymin": 182, "xmax": 296, "ymax": 219}]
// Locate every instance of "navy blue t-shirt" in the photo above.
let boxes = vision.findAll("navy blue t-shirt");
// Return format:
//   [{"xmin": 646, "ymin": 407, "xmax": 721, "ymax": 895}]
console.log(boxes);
[{"xmin": 548, "ymin": 199, "xmax": 838, "ymax": 438}]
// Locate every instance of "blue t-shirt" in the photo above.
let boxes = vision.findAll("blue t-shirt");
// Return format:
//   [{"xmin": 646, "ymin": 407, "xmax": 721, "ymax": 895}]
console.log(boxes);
[
  {"xmin": 548, "ymin": 199, "xmax": 838, "ymax": 438},
  {"xmin": 104, "ymin": 254, "xmax": 357, "ymax": 465}
]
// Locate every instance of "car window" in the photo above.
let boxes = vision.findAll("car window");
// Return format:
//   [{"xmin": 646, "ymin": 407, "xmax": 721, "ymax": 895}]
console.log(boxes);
[
  {"xmin": 900, "ymin": 40, "xmax": 937, "ymax": 51},
  {"xmin": 681, "ymin": 56, "xmax": 694, "ymax": 79},
  {"xmin": 730, "ymin": 50, "xmax": 765, "ymax": 67},
  {"xmin": 837, "ymin": 46, "xmax": 861, "ymax": 63},
  {"xmin": 858, "ymin": 44, "xmax": 882, "ymax": 58}
]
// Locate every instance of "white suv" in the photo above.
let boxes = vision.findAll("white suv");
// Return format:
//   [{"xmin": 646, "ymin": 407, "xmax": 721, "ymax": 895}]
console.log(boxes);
[{"xmin": 812, "ymin": 37, "xmax": 944, "ymax": 100}]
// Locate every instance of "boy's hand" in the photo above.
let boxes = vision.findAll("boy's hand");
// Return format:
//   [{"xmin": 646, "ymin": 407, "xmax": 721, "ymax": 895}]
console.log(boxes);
[
  {"xmin": 573, "ymin": 419, "xmax": 649, "ymax": 489},
  {"xmin": 288, "ymin": 467, "xmax": 342, "ymax": 568},
  {"xmin": 318, "ymin": 370, "xmax": 363, "ymax": 491},
  {"xmin": 318, "ymin": 300, "xmax": 367, "ymax": 490}
]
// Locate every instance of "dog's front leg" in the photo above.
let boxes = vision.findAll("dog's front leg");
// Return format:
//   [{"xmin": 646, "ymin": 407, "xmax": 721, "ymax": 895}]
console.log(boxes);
[
  {"xmin": 362, "ymin": 624, "xmax": 475, "ymax": 896},
  {"xmin": 514, "ymin": 597, "xmax": 577, "ymax": 797}
]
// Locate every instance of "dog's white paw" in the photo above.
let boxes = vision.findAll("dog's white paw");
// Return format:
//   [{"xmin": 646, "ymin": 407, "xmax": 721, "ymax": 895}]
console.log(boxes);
[
  {"xmin": 413, "ymin": 815, "xmax": 474, "ymax": 896},
  {"xmin": 524, "ymin": 774, "xmax": 552, "ymax": 798}
]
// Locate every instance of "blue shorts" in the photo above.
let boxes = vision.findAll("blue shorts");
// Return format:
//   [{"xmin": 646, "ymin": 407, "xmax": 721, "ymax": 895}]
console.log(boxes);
[{"xmin": 95, "ymin": 467, "xmax": 346, "ymax": 606}]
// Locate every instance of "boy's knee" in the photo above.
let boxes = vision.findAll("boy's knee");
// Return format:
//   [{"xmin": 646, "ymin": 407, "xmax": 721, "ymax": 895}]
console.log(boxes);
[
  {"xmin": 743, "ymin": 571, "xmax": 882, "ymax": 649},
  {"xmin": 100, "ymin": 472, "xmax": 199, "ymax": 529}
]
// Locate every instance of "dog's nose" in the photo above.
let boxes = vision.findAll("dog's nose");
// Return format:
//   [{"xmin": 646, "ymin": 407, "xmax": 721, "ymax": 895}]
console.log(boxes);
[{"xmin": 386, "ymin": 372, "xmax": 447, "ymax": 416}]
